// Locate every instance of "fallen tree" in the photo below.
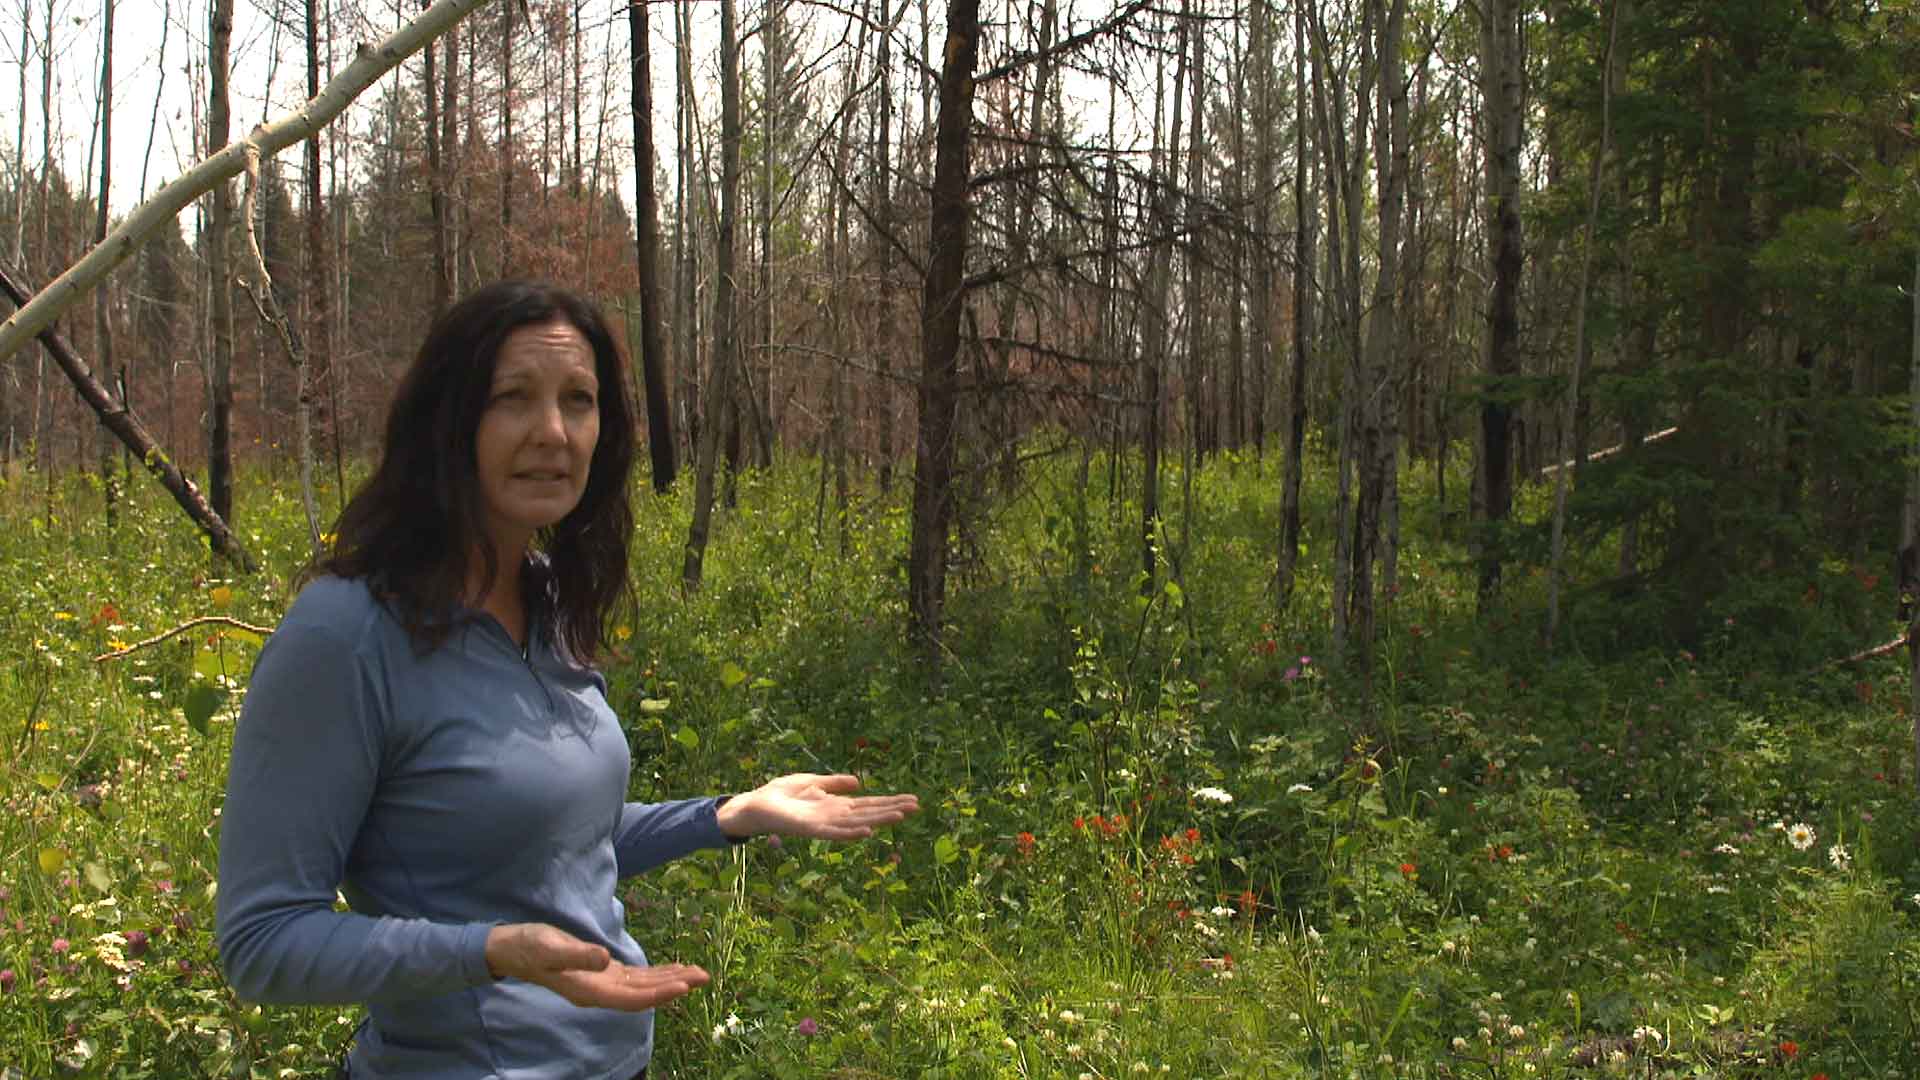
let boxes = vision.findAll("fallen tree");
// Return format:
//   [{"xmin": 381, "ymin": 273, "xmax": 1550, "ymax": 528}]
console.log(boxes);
[{"xmin": 0, "ymin": 261, "xmax": 256, "ymax": 571}]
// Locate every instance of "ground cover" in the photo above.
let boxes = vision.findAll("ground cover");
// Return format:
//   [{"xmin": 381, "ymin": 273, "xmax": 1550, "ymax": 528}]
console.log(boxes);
[{"xmin": 0, "ymin": 452, "xmax": 1914, "ymax": 1078}]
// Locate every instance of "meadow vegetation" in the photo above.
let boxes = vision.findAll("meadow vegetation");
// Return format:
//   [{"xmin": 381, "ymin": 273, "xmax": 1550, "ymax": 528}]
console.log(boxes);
[{"xmin": 0, "ymin": 448, "xmax": 1915, "ymax": 1078}]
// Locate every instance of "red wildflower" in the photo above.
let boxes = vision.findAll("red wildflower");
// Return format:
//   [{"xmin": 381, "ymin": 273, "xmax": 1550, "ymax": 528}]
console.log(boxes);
[
  {"xmin": 90, "ymin": 602, "xmax": 119, "ymax": 628},
  {"xmin": 1398, "ymin": 862, "xmax": 1416, "ymax": 878},
  {"xmin": 1184, "ymin": 827, "xmax": 1201, "ymax": 845},
  {"xmin": 1015, "ymin": 832, "xmax": 1036, "ymax": 858},
  {"xmin": 1778, "ymin": 1040, "xmax": 1799, "ymax": 1059},
  {"xmin": 1073, "ymin": 816, "xmax": 1086, "ymax": 831}
]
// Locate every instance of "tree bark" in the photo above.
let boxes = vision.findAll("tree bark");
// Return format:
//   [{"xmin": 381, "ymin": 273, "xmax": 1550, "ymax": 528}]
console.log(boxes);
[
  {"xmin": 1477, "ymin": 0, "xmax": 1525, "ymax": 608},
  {"xmin": 907, "ymin": 0, "xmax": 982, "ymax": 661},
  {"xmin": 1276, "ymin": 0, "xmax": 1312, "ymax": 607},
  {"xmin": 630, "ymin": 0, "xmax": 676, "ymax": 492},
  {"xmin": 208, "ymin": 0, "xmax": 237, "ymax": 526},
  {"xmin": 683, "ymin": 0, "xmax": 744, "ymax": 591},
  {"xmin": 93, "ymin": 0, "xmax": 118, "ymax": 526}
]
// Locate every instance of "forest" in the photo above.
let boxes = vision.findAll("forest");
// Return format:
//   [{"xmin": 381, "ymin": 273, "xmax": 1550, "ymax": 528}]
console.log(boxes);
[{"xmin": 2, "ymin": 0, "xmax": 1920, "ymax": 1076}]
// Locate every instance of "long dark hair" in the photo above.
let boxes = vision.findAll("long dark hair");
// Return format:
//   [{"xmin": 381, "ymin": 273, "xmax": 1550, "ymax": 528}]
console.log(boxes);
[{"xmin": 313, "ymin": 280, "xmax": 636, "ymax": 661}]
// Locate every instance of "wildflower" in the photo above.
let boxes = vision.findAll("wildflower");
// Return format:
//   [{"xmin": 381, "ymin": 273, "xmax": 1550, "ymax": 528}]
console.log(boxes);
[
  {"xmin": 1066, "ymin": 1043, "xmax": 1084, "ymax": 1057},
  {"xmin": 1210, "ymin": 906, "xmax": 1235, "ymax": 919},
  {"xmin": 1713, "ymin": 843, "xmax": 1739, "ymax": 855},
  {"xmin": 1058, "ymin": 1009, "xmax": 1081, "ymax": 1023},
  {"xmin": 50, "ymin": 938, "xmax": 68, "ymax": 955},
  {"xmin": 710, "ymin": 1023, "xmax": 727, "ymax": 1043},
  {"xmin": 1508, "ymin": 1024, "xmax": 1525, "ymax": 1040},
  {"xmin": 1450, "ymin": 1036, "xmax": 1467, "ymax": 1052},
  {"xmin": 1287, "ymin": 783, "xmax": 1312, "ymax": 794},
  {"xmin": 1002, "ymin": 1036, "xmax": 1017, "ymax": 1049},
  {"xmin": 0, "ymin": 969, "xmax": 12, "ymax": 993},
  {"xmin": 1827, "ymin": 843, "xmax": 1850, "ymax": 870},
  {"xmin": 1132, "ymin": 1065, "xmax": 1151, "ymax": 1075},
  {"xmin": 1015, "ymin": 832, "xmax": 1036, "ymax": 858},
  {"xmin": 1786, "ymin": 823, "xmax": 1815, "ymax": 851},
  {"xmin": 124, "ymin": 930, "xmax": 149, "ymax": 959},
  {"xmin": 1778, "ymin": 1039, "xmax": 1798, "ymax": 1058},
  {"xmin": 1632, "ymin": 1026, "xmax": 1663, "ymax": 1044},
  {"xmin": 1191, "ymin": 787, "xmax": 1234, "ymax": 805},
  {"xmin": 1399, "ymin": 862, "xmax": 1417, "ymax": 878},
  {"xmin": 795, "ymin": 1017, "xmax": 819, "ymax": 1036}
]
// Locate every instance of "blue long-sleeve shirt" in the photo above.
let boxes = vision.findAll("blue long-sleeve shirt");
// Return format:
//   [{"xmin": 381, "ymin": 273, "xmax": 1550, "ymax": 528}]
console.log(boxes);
[{"xmin": 215, "ymin": 575, "xmax": 732, "ymax": 1079}]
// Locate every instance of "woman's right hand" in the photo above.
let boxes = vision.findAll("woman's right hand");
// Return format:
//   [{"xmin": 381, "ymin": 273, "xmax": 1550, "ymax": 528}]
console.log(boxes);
[{"xmin": 483, "ymin": 923, "xmax": 709, "ymax": 1011}]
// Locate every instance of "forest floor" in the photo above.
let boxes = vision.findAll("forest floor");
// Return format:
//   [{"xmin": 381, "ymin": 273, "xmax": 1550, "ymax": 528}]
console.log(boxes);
[{"xmin": 0, "ymin": 451, "xmax": 1914, "ymax": 1078}]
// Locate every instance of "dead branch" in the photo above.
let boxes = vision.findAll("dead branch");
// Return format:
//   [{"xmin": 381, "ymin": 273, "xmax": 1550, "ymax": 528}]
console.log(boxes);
[{"xmin": 93, "ymin": 616, "xmax": 276, "ymax": 663}]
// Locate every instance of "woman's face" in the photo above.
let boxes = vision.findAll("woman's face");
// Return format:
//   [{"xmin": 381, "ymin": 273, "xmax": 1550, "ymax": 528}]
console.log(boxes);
[{"xmin": 473, "ymin": 318, "xmax": 601, "ymax": 558}]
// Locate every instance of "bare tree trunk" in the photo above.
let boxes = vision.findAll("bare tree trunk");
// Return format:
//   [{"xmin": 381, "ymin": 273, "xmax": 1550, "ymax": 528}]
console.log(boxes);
[
  {"xmin": 441, "ymin": 13, "xmax": 459, "ymax": 302},
  {"xmin": 498, "ymin": 0, "xmax": 514, "ymax": 273},
  {"xmin": 872, "ymin": 0, "xmax": 899, "ymax": 493},
  {"xmin": 1547, "ymin": 0, "xmax": 1617, "ymax": 647},
  {"xmin": 93, "ymin": 0, "xmax": 118, "ymax": 527},
  {"xmin": 305, "ymin": 0, "xmax": 333, "ymax": 531},
  {"xmin": 629, "ymin": 0, "xmax": 675, "ymax": 492},
  {"xmin": 1907, "ymin": 246, "xmax": 1920, "ymax": 794},
  {"xmin": 208, "ymin": 0, "xmax": 237, "ymax": 526},
  {"xmin": 683, "ymin": 0, "xmax": 743, "ymax": 591},
  {"xmin": 1138, "ymin": 4, "xmax": 1187, "ymax": 586},
  {"xmin": 1478, "ymin": 0, "xmax": 1525, "ymax": 608},
  {"xmin": 1276, "ymin": 0, "xmax": 1312, "ymax": 607},
  {"xmin": 906, "ymin": 0, "xmax": 981, "ymax": 662},
  {"xmin": 425, "ymin": 1, "xmax": 448, "ymax": 317},
  {"xmin": 673, "ymin": 0, "xmax": 697, "ymax": 465}
]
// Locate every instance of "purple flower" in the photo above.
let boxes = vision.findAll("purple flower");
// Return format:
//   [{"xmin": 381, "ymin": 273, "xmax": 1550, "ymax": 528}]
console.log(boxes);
[
  {"xmin": 766, "ymin": 835, "xmax": 783, "ymax": 849},
  {"xmin": 0, "ymin": 969, "xmax": 14, "ymax": 993},
  {"xmin": 795, "ymin": 1017, "xmax": 819, "ymax": 1036},
  {"xmin": 1282, "ymin": 666, "xmax": 1300, "ymax": 683},
  {"xmin": 125, "ymin": 930, "xmax": 150, "ymax": 958},
  {"xmin": 49, "ymin": 938, "xmax": 68, "ymax": 955}
]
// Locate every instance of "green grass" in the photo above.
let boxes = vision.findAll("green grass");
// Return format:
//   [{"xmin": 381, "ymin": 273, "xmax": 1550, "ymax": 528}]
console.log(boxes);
[{"xmin": 0, "ymin": 448, "xmax": 1916, "ymax": 1078}]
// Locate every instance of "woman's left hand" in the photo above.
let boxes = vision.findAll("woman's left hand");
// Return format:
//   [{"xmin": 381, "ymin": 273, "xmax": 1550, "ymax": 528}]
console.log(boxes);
[{"xmin": 717, "ymin": 773, "xmax": 919, "ymax": 841}]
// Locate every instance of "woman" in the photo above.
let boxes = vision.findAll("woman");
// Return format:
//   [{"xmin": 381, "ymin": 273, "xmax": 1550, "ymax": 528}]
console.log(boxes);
[{"xmin": 215, "ymin": 281, "xmax": 918, "ymax": 1079}]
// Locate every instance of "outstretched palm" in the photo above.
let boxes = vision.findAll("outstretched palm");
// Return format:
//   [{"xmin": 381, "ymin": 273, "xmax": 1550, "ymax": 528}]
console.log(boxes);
[{"xmin": 722, "ymin": 773, "xmax": 920, "ymax": 841}]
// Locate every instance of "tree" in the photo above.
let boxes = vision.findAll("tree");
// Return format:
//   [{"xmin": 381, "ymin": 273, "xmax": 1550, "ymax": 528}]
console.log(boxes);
[
  {"xmin": 1475, "ymin": 0, "xmax": 1524, "ymax": 607},
  {"xmin": 630, "ymin": 0, "xmax": 676, "ymax": 493},
  {"xmin": 208, "ymin": 0, "xmax": 238, "ymax": 526},
  {"xmin": 683, "ymin": 0, "xmax": 744, "ymax": 591},
  {"xmin": 906, "ymin": 0, "xmax": 982, "ymax": 661}
]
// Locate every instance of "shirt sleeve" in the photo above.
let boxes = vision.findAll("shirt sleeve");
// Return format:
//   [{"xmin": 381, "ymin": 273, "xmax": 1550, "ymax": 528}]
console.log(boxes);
[
  {"xmin": 612, "ymin": 796, "xmax": 741, "ymax": 878},
  {"xmin": 214, "ymin": 621, "xmax": 496, "ymax": 1005}
]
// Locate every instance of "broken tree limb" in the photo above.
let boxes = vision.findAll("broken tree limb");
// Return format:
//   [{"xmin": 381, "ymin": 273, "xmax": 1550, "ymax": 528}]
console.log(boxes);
[
  {"xmin": 1810, "ymin": 631, "xmax": 1910, "ymax": 675},
  {"xmin": 0, "ymin": 0, "xmax": 490, "ymax": 364},
  {"xmin": 93, "ymin": 615, "xmax": 276, "ymax": 663},
  {"xmin": 0, "ymin": 261, "xmax": 258, "ymax": 571}
]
